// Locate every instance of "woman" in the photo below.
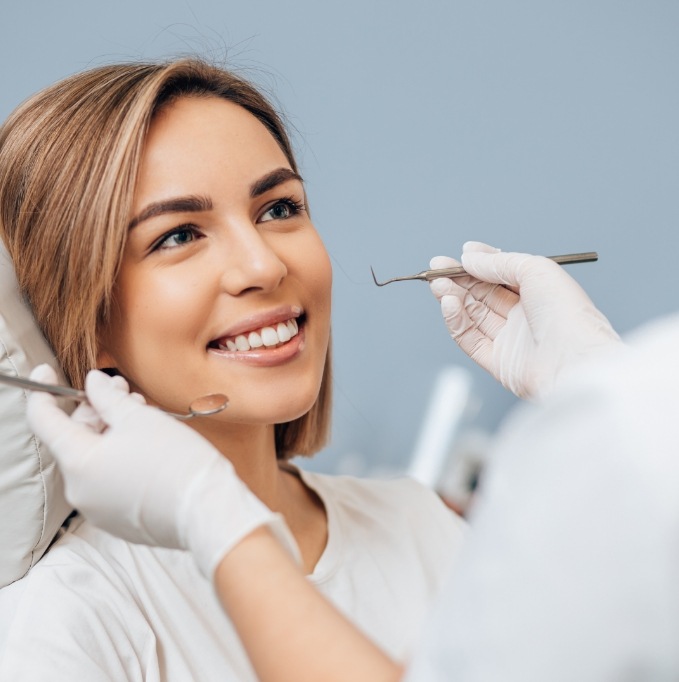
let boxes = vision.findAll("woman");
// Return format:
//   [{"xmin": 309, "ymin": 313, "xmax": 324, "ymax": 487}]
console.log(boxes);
[{"xmin": 0, "ymin": 59, "xmax": 465, "ymax": 680}]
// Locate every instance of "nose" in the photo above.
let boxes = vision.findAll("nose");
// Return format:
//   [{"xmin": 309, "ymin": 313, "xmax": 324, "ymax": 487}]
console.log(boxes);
[{"xmin": 218, "ymin": 222, "xmax": 288, "ymax": 296}]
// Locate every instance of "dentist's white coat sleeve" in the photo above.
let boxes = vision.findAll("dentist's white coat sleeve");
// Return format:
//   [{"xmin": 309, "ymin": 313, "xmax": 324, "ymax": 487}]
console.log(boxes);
[{"xmin": 406, "ymin": 313, "xmax": 679, "ymax": 681}]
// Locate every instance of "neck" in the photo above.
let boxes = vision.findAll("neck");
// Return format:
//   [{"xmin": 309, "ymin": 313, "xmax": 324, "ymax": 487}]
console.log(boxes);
[
  {"xmin": 188, "ymin": 418, "xmax": 328, "ymax": 574},
  {"xmin": 190, "ymin": 419, "xmax": 283, "ymax": 510}
]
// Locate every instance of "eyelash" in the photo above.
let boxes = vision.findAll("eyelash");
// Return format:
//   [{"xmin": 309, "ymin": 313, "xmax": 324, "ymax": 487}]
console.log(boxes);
[
  {"xmin": 260, "ymin": 196, "xmax": 307, "ymax": 222},
  {"xmin": 150, "ymin": 197, "xmax": 307, "ymax": 253},
  {"xmin": 151, "ymin": 225, "xmax": 202, "ymax": 252}
]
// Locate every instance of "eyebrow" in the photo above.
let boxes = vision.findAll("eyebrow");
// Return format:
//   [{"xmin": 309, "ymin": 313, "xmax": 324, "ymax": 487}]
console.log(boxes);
[
  {"xmin": 128, "ymin": 195, "xmax": 212, "ymax": 230},
  {"xmin": 250, "ymin": 167, "xmax": 303, "ymax": 198},
  {"xmin": 128, "ymin": 167, "xmax": 303, "ymax": 230}
]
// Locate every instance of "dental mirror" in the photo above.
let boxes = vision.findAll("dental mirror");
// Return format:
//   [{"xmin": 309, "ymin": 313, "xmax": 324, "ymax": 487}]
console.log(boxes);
[
  {"xmin": 0, "ymin": 371, "xmax": 229, "ymax": 420},
  {"xmin": 167, "ymin": 393, "xmax": 229, "ymax": 420}
]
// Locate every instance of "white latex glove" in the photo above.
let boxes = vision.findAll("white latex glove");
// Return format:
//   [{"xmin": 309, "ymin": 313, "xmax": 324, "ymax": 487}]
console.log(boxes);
[
  {"xmin": 429, "ymin": 241, "xmax": 621, "ymax": 399},
  {"xmin": 26, "ymin": 365, "xmax": 299, "ymax": 579}
]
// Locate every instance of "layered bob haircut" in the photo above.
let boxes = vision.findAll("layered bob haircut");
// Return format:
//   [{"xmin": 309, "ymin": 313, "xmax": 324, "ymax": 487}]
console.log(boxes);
[{"xmin": 0, "ymin": 58, "xmax": 331, "ymax": 458}]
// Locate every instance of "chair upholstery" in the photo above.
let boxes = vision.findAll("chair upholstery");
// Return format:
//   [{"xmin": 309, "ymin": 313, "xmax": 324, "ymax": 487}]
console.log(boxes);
[{"xmin": 0, "ymin": 243, "xmax": 72, "ymax": 588}]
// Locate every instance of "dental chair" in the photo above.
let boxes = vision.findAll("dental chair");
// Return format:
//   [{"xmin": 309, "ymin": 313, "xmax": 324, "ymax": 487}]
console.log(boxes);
[{"xmin": 0, "ymin": 243, "xmax": 73, "ymax": 654}]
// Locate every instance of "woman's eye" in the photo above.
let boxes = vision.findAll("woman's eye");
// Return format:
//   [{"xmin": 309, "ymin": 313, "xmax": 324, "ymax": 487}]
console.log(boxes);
[
  {"xmin": 154, "ymin": 226, "xmax": 199, "ymax": 251},
  {"xmin": 260, "ymin": 198, "xmax": 305, "ymax": 223}
]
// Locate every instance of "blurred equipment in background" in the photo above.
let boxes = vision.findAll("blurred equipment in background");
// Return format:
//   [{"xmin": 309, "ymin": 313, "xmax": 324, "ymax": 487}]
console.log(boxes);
[{"xmin": 407, "ymin": 366, "xmax": 491, "ymax": 516}]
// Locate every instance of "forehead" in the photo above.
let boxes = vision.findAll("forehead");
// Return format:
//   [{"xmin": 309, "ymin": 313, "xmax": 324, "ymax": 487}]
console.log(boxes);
[
  {"xmin": 135, "ymin": 96, "xmax": 290, "ymax": 203},
  {"xmin": 144, "ymin": 95, "xmax": 287, "ymax": 163}
]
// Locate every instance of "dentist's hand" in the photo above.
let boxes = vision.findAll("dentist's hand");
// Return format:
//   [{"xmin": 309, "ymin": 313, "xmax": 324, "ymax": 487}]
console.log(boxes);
[
  {"xmin": 430, "ymin": 242, "xmax": 621, "ymax": 399},
  {"xmin": 26, "ymin": 365, "xmax": 299, "ymax": 578}
]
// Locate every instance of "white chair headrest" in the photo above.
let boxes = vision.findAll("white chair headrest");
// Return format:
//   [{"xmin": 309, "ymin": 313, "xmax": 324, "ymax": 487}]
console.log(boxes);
[{"xmin": 0, "ymin": 243, "xmax": 73, "ymax": 588}]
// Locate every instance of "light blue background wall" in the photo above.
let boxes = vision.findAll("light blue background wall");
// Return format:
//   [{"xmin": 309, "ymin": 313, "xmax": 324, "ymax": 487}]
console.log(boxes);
[{"xmin": 2, "ymin": 1, "xmax": 678, "ymax": 475}]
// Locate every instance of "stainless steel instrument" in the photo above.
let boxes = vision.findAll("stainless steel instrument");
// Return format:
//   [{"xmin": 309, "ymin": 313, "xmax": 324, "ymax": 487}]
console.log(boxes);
[
  {"xmin": 371, "ymin": 251, "xmax": 598, "ymax": 286},
  {"xmin": 0, "ymin": 371, "xmax": 228, "ymax": 420}
]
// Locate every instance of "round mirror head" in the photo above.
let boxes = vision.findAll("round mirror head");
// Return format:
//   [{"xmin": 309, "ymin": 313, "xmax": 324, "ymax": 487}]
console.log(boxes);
[{"xmin": 188, "ymin": 393, "xmax": 229, "ymax": 417}]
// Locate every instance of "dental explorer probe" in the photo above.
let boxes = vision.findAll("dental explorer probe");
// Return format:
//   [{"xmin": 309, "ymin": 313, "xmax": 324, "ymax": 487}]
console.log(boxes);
[
  {"xmin": 0, "ymin": 371, "xmax": 229, "ymax": 421},
  {"xmin": 370, "ymin": 251, "xmax": 598, "ymax": 287}
]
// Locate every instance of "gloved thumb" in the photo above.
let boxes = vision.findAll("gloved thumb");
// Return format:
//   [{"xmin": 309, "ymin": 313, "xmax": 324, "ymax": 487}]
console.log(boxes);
[
  {"xmin": 461, "ymin": 249, "xmax": 538, "ymax": 288},
  {"xmin": 462, "ymin": 241, "xmax": 501, "ymax": 256}
]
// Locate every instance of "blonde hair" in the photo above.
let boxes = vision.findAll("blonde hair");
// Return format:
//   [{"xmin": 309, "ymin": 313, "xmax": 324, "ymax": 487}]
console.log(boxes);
[{"xmin": 0, "ymin": 58, "xmax": 331, "ymax": 458}]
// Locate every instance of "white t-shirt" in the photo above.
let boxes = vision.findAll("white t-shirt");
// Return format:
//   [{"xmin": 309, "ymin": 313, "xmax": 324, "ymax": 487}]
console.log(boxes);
[
  {"xmin": 0, "ymin": 469, "xmax": 466, "ymax": 681},
  {"xmin": 406, "ymin": 313, "xmax": 679, "ymax": 681}
]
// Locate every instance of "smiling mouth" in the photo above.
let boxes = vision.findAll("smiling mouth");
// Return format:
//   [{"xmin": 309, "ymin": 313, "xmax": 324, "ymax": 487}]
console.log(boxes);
[{"xmin": 208, "ymin": 315, "xmax": 303, "ymax": 352}]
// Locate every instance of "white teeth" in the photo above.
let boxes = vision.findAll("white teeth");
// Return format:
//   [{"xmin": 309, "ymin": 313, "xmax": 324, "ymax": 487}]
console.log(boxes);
[
  {"xmin": 248, "ymin": 331, "xmax": 263, "ymax": 348},
  {"xmin": 235, "ymin": 335, "xmax": 250, "ymax": 351},
  {"xmin": 214, "ymin": 316, "xmax": 301, "ymax": 352},
  {"xmin": 277, "ymin": 322, "xmax": 291, "ymax": 343},
  {"xmin": 260, "ymin": 326, "xmax": 279, "ymax": 347}
]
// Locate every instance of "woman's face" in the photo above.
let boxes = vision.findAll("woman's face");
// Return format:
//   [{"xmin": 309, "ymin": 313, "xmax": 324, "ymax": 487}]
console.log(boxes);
[{"xmin": 98, "ymin": 96, "xmax": 332, "ymax": 427}]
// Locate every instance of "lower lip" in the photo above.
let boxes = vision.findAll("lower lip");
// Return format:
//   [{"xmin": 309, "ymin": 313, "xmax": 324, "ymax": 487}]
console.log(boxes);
[{"xmin": 207, "ymin": 325, "xmax": 306, "ymax": 367}]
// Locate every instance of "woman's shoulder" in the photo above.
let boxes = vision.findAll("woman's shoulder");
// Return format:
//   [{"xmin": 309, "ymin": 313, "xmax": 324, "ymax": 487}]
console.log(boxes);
[
  {"xmin": 298, "ymin": 468, "xmax": 467, "ymax": 548},
  {"xmin": 0, "ymin": 518, "xmax": 158, "ymax": 679},
  {"xmin": 300, "ymin": 468, "xmax": 461, "ymax": 515},
  {"xmin": 298, "ymin": 468, "xmax": 468, "ymax": 643},
  {"xmin": 5, "ymin": 515, "xmax": 154, "ymax": 602},
  {"xmin": 31, "ymin": 514, "xmax": 186, "ymax": 587},
  {"xmin": 26, "ymin": 516, "xmax": 205, "ymax": 618}
]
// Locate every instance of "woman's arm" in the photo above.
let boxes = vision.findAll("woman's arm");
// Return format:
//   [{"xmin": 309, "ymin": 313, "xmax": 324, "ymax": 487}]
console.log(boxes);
[{"xmin": 215, "ymin": 526, "xmax": 403, "ymax": 682}]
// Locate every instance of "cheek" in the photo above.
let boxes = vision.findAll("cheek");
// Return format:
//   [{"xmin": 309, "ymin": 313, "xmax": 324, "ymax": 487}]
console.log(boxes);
[
  {"xmin": 317, "ymin": 251, "xmax": 333, "ymax": 324},
  {"xmin": 299, "ymin": 235, "xmax": 333, "ymax": 309},
  {"xmin": 104, "ymin": 269, "xmax": 211, "ymax": 376}
]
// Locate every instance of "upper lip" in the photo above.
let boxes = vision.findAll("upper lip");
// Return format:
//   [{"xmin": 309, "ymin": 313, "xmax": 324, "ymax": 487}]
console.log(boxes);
[{"xmin": 209, "ymin": 305, "xmax": 303, "ymax": 343}]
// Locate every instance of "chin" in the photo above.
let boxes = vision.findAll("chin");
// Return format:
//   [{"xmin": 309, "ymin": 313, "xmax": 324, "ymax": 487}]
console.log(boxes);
[
  {"xmin": 218, "ymin": 388, "xmax": 320, "ymax": 426},
  {"xmin": 268, "ymin": 396, "xmax": 319, "ymax": 424}
]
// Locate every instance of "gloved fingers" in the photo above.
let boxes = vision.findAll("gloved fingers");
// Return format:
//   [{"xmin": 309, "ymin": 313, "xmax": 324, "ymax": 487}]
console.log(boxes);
[
  {"xmin": 70, "ymin": 401, "xmax": 107, "ymax": 433},
  {"xmin": 464, "ymin": 250, "xmax": 603, "ymax": 321},
  {"xmin": 25, "ymin": 387, "xmax": 82, "ymax": 451},
  {"xmin": 84, "ymin": 369, "xmax": 147, "ymax": 426},
  {"xmin": 429, "ymin": 255, "xmax": 478, "ymax": 289},
  {"xmin": 465, "ymin": 279, "xmax": 518, "ymax": 318},
  {"xmin": 429, "ymin": 253, "xmax": 515, "ymax": 308},
  {"xmin": 441, "ymin": 295, "xmax": 494, "ymax": 371},
  {"xmin": 439, "ymin": 291, "xmax": 504, "ymax": 345},
  {"xmin": 461, "ymin": 243, "xmax": 519, "ymax": 294},
  {"xmin": 432, "ymin": 278, "xmax": 494, "ymax": 337},
  {"xmin": 27, "ymin": 366, "xmax": 100, "ymax": 463},
  {"xmin": 106, "ymin": 375, "xmax": 147, "ymax": 405},
  {"xmin": 433, "ymin": 275, "xmax": 514, "ymax": 341},
  {"xmin": 109, "ymin": 374, "xmax": 131, "ymax": 392},
  {"xmin": 432, "ymin": 263, "xmax": 517, "ymax": 319},
  {"xmin": 430, "ymin": 273, "xmax": 469, "ymax": 302},
  {"xmin": 129, "ymin": 391, "xmax": 147, "ymax": 405},
  {"xmin": 28, "ymin": 362, "xmax": 60, "ymax": 386},
  {"xmin": 429, "ymin": 256, "xmax": 498, "ymax": 304},
  {"xmin": 461, "ymin": 249, "xmax": 557, "ymax": 290},
  {"xmin": 439, "ymin": 293, "xmax": 473, "ymax": 338},
  {"xmin": 464, "ymin": 297, "xmax": 510, "ymax": 341}
]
